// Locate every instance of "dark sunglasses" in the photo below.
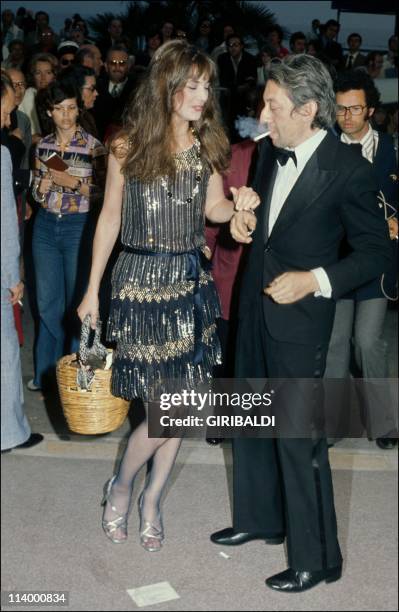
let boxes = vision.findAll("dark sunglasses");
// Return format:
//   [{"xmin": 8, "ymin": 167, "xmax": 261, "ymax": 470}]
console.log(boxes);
[{"xmin": 108, "ymin": 59, "xmax": 128, "ymax": 66}]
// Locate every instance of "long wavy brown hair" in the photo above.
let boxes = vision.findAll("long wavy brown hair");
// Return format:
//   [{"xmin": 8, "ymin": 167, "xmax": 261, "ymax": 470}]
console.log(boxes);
[{"xmin": 112, "ymin": 40, "xmax": 230, "ymax": 180}]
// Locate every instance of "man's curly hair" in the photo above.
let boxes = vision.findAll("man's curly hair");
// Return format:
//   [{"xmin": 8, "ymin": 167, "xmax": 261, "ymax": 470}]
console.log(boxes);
[{"xmin": 335, "ymin": 70, "xmax": 380, "ymax": 109}]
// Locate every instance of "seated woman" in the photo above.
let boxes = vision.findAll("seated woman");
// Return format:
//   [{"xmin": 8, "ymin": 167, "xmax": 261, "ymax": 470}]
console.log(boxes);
[{"xmin": 28, "ymin": 79, "xmax": 106, "ymax": 392}]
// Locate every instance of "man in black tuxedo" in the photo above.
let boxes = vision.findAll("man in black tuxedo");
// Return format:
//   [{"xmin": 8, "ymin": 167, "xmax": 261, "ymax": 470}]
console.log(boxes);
[{"xmin": 210, "ymin": 55, "xmax": 391, "ymax": 592}]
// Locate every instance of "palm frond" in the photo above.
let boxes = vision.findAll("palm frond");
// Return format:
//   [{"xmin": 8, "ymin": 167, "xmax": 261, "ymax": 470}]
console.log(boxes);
[{"xmin": 88, "ymin": 0, "xmax": 279, "ymax": 47}]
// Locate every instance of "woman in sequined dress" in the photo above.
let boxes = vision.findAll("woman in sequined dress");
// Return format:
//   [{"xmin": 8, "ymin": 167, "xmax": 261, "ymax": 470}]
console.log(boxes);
[{"xmin": 78, "ymin": 40, "xmax": 259, "ymax": 552}]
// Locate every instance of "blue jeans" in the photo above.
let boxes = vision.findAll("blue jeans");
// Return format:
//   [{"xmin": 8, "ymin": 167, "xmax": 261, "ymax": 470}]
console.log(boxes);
[{"xmin": 32, "ymin": 209, "xmax": 93, "ymax": 387}]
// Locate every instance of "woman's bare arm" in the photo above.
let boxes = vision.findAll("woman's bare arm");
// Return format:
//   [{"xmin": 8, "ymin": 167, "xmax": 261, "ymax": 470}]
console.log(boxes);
[
  {"xmin": 205, "ymin": 172, "xmax": 260, "ymax": 223},
  {"xmin": 77, "ymin": 145, "xmax": 125, "ymax": 327}
]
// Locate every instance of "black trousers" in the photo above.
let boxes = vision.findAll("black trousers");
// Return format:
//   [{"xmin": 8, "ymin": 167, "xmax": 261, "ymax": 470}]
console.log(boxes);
[{"xmin": 233, "ymin": 298, "xmax": 342, "ymax": 571}]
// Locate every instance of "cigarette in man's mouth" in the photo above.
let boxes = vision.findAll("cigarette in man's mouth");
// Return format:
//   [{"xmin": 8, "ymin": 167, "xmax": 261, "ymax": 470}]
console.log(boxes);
[{"xmin": 253, "ymin": 131, "xmax": 271, "ymax": 142}]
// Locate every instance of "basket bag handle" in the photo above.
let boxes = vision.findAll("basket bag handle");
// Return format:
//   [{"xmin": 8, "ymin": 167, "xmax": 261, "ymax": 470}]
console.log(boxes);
[{"xmin": 77, "ymin": 315, "xmax": 108, "ymax": 390}]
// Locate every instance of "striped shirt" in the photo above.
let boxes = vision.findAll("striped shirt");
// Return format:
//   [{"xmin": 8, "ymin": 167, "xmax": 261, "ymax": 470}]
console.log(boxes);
[
  {"xmin": 341, "ymin": 124, "xmax": 379, "ymax": 163},
  {"xmin": 34, "ymin": 126, "xmax": 107, "ymax": 214}
]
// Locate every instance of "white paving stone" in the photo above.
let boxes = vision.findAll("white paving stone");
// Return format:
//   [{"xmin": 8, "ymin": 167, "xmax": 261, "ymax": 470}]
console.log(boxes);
[{"xmin": 127, "ymin": 581, "xmax": 180, "ymax": 607}]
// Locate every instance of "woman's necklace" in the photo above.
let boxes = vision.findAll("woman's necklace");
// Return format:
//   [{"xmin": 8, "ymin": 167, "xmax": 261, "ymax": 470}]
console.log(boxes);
[
  {"xmin": 56, "ymin": 130, "xmax": 75, "ymax": 156},
  {"xmin": 160, "ymin": 133, "xmax": 203, "ymax": 205}
]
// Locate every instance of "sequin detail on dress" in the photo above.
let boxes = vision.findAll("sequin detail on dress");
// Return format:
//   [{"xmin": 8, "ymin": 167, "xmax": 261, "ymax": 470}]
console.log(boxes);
[{"xmin": 107, "ymin": 140, "xmax": 221, "ymax": 400}]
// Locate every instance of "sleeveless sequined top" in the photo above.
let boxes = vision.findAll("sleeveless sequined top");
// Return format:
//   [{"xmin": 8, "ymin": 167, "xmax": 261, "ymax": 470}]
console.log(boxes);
[{"xmin": 120, "ymin": 138, "xmax": 211, "ymax": 253}]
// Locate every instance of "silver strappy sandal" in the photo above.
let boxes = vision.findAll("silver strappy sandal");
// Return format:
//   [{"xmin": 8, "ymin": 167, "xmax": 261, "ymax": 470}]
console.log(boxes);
[{"xmin": 101, "ymin": 476, "xmax": 129, "ymax": 544}]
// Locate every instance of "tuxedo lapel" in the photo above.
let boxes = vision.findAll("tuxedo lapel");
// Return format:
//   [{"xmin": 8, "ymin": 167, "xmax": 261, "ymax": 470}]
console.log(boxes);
[
  {"xmin": 252, "ymin": 141, "xmax": 278, "ymax": 241},
  {"xmin": 269, "ymin": 142, "xmax": 338, "ymax": 239}
]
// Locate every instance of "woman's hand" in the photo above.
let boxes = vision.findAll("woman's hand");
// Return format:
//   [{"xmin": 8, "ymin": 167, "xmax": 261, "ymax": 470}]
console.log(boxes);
[
  {"xmin": 77, "ymin": 291, "xmax": 100, "ymax": 330},
  {"xmin": 38, "ymin": 174, "xmax": 53, "ymax": 195},
  {"xmin": 203, "ymin": 245, "xmax": 212, "ymax": 260},
  {"xmin": 49, "ymin": 170, "xmax": 79, "ymax": 190},
  {"xmin": 230, "ymin": 186, "xmax": 260, "ymax": 212}
]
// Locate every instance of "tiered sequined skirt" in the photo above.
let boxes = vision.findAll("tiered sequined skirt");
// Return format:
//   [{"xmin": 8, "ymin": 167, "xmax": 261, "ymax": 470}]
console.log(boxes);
[{"xmin": 107, "ymin": 250, "xmax": 221, "ymax": 401}]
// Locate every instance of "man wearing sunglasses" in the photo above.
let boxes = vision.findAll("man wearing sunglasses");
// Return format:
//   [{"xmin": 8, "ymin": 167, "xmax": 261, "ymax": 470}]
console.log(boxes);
[
  {"xmin": 57, "ymin": 41, "xmax": 79, "ymax": 73},
  {"xmin": 30, "ymin": 26, "xmax": 58, "ymax": 56},
  {"xmin": 325, "ymin": 70, "xmax": 398, "ymax": 449},
  {"xmin": 93, "ymin": 45, "xmax": 136, "ymax": 140}
]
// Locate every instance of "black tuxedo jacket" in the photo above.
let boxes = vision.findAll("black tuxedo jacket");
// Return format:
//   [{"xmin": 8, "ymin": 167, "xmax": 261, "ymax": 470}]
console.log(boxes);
[{"xmin": 238, "ymin": 132, "xmax": 391, "ymax": 345}]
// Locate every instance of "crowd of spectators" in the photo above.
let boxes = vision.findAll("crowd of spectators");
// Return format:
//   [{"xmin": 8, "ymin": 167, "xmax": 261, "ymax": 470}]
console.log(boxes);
[
  {"xmin": 0, "ymin": 7, "xmax": 397, "ymax": 451},
  {"xmin": 2, "ymin": 9, "xmax": 397, "ymax": 142}
]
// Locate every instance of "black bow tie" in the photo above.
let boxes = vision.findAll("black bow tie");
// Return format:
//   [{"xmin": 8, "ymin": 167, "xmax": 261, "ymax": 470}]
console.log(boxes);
[{"xmin": 274, "ymin": 147, "xmax": 297, "ymax": 167}]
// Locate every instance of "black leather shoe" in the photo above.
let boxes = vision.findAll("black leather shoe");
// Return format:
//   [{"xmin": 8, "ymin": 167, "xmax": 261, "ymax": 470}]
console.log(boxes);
[
  {"xmin": 376, "ymin": 437, "xmax": 398, "ymax": 450},
  {"xmin": 15, "ymin": 433, "xmax": 44, "ymax": 449},
  {"xmin": 206, "ymin": 438, "xmax": 225, "ymax": 445},
  {"xmin": 211, "ymin": 527, "xmax": 284, "ymax": 546},
  {"xmin": 265, "ymin": 566, "xmax": 342, "ymax": 592}
]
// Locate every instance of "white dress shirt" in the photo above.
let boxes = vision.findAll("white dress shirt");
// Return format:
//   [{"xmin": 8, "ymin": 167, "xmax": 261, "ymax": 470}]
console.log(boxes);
[
  {"xmin": 18, "ymin": 87, "xmax": 41, "ymax": 136},
  {"xmin": 108, "ymin": 78, "xmax": 128, "ymax": 97},
  {"xmin": 268, "ymin": 129, "xmax": 332, "ymax": 298},
  {"xmin": 346, "ymin": 51, "xmax": 359, "ymax": 68}
]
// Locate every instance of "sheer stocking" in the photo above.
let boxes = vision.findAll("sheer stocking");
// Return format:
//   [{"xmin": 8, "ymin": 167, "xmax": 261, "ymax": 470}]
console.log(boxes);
[{"xmin": 102, "ymin": 403, "xmax": 182, "ymax": 543}]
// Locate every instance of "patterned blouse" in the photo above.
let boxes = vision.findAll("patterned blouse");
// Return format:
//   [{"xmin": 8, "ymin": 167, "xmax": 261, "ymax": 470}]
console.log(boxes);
[{"xmin": 33, "ymin": 126, "xmax": 107, "ymax": 215}]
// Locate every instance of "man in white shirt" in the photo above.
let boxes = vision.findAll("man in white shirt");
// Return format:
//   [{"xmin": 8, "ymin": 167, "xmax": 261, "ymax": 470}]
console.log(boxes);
[
  {"xmin": 211, "ymin": 54, "xmax": 391, "ymax": 592},
  {"xmin": 325, "ymin": 70, "xmax": 398, "ymax": 449}
]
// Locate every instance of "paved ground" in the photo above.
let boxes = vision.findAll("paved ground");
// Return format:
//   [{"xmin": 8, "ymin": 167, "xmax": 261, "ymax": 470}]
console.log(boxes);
[{"xmin": 1, "ymin": 303, "xmax": 397, "ymax": 611}]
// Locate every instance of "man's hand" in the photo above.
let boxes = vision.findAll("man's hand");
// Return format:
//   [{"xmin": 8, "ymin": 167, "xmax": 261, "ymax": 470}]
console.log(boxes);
[
  {"xmin": 9, "ymin": 281, "xmax": 24, "ymax": 306},
  {"xmin": 264, "ymin": 271, "xmax": 319, "ymax": 304},
  {"xmin": 230, "ymin": 210, "xmax": 257, "ymax": 244}
]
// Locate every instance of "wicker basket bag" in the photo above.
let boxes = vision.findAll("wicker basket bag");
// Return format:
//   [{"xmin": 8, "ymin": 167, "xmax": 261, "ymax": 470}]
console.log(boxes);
[{"xmin": 56, "ymin": 316, "xmax": 129, "ymax": 434}]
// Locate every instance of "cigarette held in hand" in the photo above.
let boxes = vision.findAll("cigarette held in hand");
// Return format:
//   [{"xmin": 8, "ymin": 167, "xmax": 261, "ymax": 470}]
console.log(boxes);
[{"xmin": 253, "ymin": 131, "xmax": 271, "ymax": 142}]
